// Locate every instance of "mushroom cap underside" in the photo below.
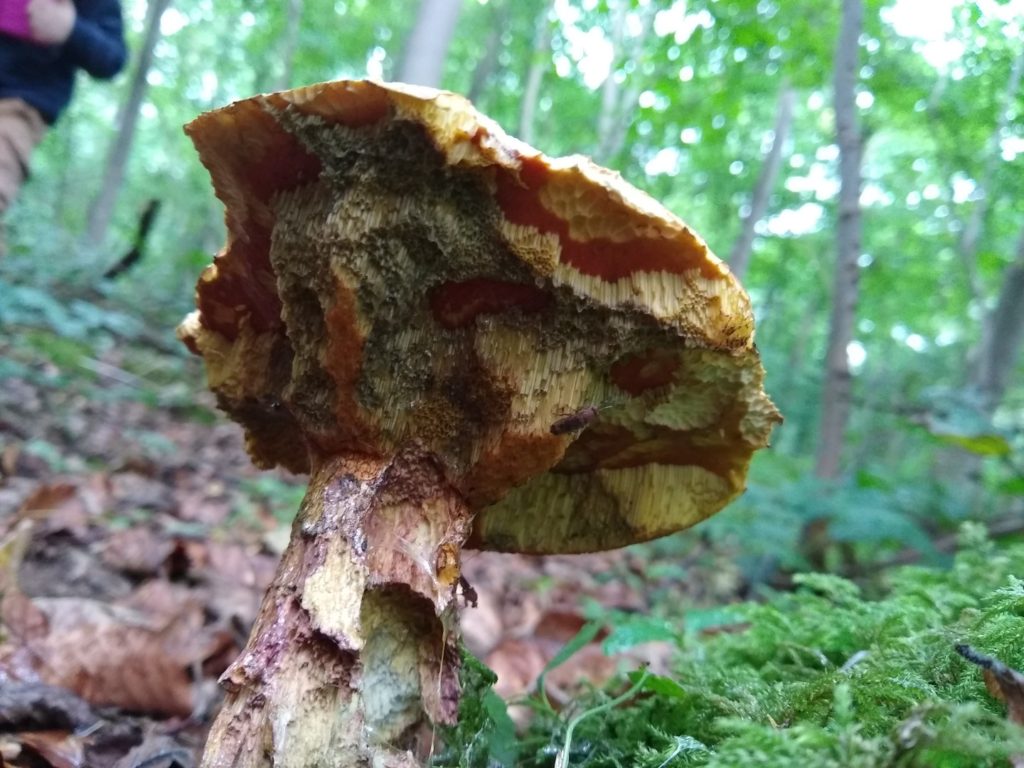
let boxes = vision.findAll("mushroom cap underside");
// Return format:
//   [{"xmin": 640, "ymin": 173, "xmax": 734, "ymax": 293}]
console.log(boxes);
[{"xmin": 179, "ymin": 79, "xmax": 781, "ymax": 554}]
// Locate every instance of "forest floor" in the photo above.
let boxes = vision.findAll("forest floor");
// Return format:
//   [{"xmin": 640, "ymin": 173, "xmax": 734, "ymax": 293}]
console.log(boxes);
[{"xmin": 0, "ymin": 331, "xmax": 739, "ymax": 767}]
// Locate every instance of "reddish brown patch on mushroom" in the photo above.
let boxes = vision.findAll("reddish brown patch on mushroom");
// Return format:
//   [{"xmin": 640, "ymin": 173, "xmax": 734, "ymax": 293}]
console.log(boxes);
[
  {"xmin": 322, "ymin": 275, "xmax": 377, "ymax": 451},
  {"xmin": 187, "ymin": 102, "xmax": 323, "ymax": 340},
  {"xmin": 610, "ymin": 350, "xmax": 681, "ymax": 395},
  {"xmin": 197, "ymin": 228, "xmax": 283, "ymax": 340},
  {"xmin": 237, "ymin": 119, "xmax": 322, "ymax": 209},
  {"xmin": 429, "ymin": 278, "xmax": 551, "ymax": 329},
  {"xmin": 188, "ymin": 101, "xmax": 323, "ymax": 216},
  {"xmin": 493, "ymin": 157, "xmax": 719, "ymax": 282}
]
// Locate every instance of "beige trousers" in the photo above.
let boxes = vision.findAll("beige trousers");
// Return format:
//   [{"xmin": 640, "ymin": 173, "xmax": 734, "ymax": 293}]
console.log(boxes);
[{"xmin": 0, "ymin": 98, "xmax": 47, "ymax": 213}]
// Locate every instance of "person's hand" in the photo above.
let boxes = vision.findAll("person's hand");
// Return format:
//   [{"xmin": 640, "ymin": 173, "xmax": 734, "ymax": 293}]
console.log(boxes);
[{"xmin": 27, "ymin": 0, "xmax": 77, "ymax": 46}]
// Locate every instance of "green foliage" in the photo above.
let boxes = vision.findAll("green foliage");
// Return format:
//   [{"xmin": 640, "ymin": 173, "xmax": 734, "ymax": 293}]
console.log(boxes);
[
  {"xmin": 438, "ymin": 527, "xmax": 1024, "ymax": 767},
  {"xmin": 695, "ymin": 451, "xmax": 957, "ymax": 579},
  {"xmin": 5, "ymin": 0, "xmax": 1022, "ymax": 551},
  {"xmin": 233, "ymin": 476, "xmax": 307, "ymax": 526},
  {"xmin": 433, "ymin": 649, "xmax": 519, "ymax": 768},
  {"xmin": 0, "ymin": 279, "xmax": 144, "ymax": 342}
]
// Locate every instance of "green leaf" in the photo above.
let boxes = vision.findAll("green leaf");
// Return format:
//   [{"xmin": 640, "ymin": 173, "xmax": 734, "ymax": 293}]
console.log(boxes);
[
  {"xmin": 936, "ymin": 433, "xmax": 1012, "ymax": 457},
  {"xmin": 683, "ymin": 607, "xmax": 749, "ymax": 639},
  {"xmin": 482, "ymin": 690, "xmax": 519, "ymax": 765},
  {"xmin": 536, "ymin": 620, "xmax": 603, "ymax": 704},
  {"xmin": 602, "ymin": 616, "xmax": 678, "ymax": 654},
  {"xmin": 543, "ymin": 620, "xmax": 603, "ymax": 676},
  {"xmin": 996, "ymin": 476, "xmax": 1024, "ymax": 496},
  {"xmin": 633, "ymin": 671, "xmax": 688, "ymax": 700}
]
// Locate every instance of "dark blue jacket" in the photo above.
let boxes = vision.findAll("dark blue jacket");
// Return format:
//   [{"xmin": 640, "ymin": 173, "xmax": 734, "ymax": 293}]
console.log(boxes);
[{"xmin": 0, "ymin": 0, "xmax": 126, "ymax": 124}]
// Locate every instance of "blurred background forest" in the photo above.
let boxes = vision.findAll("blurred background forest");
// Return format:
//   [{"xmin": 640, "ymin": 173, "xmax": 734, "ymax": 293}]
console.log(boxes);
[
  {"xmin": 4, "ymin": 0, "xmax": 1023, "ymax": 578},
  {"xmin": 1, "ymin": 0, "xmax": 1024, "ymax": 764}
]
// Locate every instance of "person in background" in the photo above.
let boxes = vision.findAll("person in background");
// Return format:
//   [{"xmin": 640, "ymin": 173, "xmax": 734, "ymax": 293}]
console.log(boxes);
[{"xmin": 0, "ymin": 0, "xmax": 126, "ymax": 216}]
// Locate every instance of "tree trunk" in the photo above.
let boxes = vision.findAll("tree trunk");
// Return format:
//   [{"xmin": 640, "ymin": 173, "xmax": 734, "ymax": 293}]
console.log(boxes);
[
  {"xmin": 396, "ymin": 0, "xmax": 464, "ymax": 88},
  {"xmin": 935, "ymin": 50, "xmax": 1024, "ymax": 510},
  {"xmin": 801, "ymin": 0, "xmax": 862, "ymax": 567},
  {"xmin": 594, "ymin": 0, "xmax": 628, "ymax": 164},
  {"xmin": 728, "ymin": 83, "xmax": 796, "ymax": 280},
  {"xmin": 958, "ymin": 49, "xmax": 1023, "ymax": 305},
  {"xmin": 971, "ymin": 225, "xmax": 1024, "ymax": 412},
  {"xmin": 815, "ymin": 0, "xmax": 862, "ymax": 481},
  {"xmin": 593, "ymin": 1, "xmax": 652, "ymax": 166},
  {"xmin": 274, "ymin": 0, "xmax": 304, "ymax": 92},
  {"xmin": 518, "ymin": 0, "xmax": 554, "ymax": 145},
  {"xmin": 84, "ymin": 0, "xmax": 171, "ymax": 249},
  {"xmin": 52, "ymin": 118, "xmax": 74, "ymax": 223},
  {"xmin": 466, "ymin": 1, "xmax": 506, "ymax": 106},
  {"xmin": 201, "ymin": 449, "xmax": 469, "ymax": 768}
]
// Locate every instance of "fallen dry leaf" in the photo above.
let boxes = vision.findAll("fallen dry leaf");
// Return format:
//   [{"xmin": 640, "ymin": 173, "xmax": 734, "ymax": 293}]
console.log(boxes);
[
  {"xmin": 459, "ymin": 591, "xmax": 503, "ymax": 658},
  {"xmin": 956, "ymin": 644, "xmax": 1024, "ymax": 767},
  {"xmin": 101, "ymin": 528, "xmax": 175, "ymax": 578},
  {"xmin": 170, "ymin": 487, "xmax": 232, "ymax": 527},
  {"xmin": 16, "ymin": 483, "xmax": 79, "ymax": 519},
  {"xmin": 19, "ymin": 533, "xmax": 133, "ymax": 602},
  {"xmin": 0, "ymin": 682, "xmax": 95, "ymax": 731},
  {"xmin": 957, "ymin": 644, "xmax": 1024, "ymax": 725},
  {"xmin": 1, "ymin": 597, "xmax": 199, "ymax": 718},
  {"xmin": 0, "ymin": 523, "xmax": 50, "ymax": 655},
  {"xmin": 486, "ymin": 637, "xmax": 549, "ymax": 701},
  {"xmin": 108, "ymin": 472, "xmax": 176, "ymax": 515},
  {"xmin": 485, "ymin": 609, "xmax": 615, "ymax": 705},
  {"xmin": 118, "ymin": 580, "xmax": 240, "ymax": 677},
  {"xmin": 111, "ymin": 734, "xmax": 193, "ymax": 768},
  {"xmin": 14, "ymin": 476, "xmax": 110, "ymax": 539},
  {"xmin": 14, "ymin": 729, "xmax": 85, "ymax": 768},
  {"xmin": 80, "ymin": 718, "xmax": 146, "ymax": 768},
  {"xmin": 118, "ymin": 580, "xmax": 200, "ymax": 622}
]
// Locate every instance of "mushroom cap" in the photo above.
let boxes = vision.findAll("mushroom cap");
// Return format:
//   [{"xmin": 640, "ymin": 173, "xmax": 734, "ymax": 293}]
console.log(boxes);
[{"xmin": 178, "ymin": 80, "xmax": 781, "ymax": 554}]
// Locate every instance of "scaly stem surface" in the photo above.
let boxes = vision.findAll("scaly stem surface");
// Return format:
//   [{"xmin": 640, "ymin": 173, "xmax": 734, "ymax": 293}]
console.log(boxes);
[{"xmin": 201, "ymin": 448, "xmax": 471, "ymax": 768}]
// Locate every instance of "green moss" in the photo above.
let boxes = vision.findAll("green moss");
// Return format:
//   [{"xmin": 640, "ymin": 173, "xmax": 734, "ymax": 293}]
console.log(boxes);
[{"xmin": 439, "ymin": 524, "xmax": 1024, "ymax": 767}]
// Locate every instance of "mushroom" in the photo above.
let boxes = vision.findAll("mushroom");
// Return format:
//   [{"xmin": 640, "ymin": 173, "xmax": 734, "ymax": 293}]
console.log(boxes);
[{"xmin": 179, "ymin": 80, "xmax": 780, "ymax": 767}]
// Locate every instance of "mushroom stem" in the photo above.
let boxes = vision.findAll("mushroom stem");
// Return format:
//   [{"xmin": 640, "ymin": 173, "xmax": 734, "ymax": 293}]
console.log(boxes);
[{"xmin": 201, "ymin": 449, "xmax": 470, "ymax": 768}]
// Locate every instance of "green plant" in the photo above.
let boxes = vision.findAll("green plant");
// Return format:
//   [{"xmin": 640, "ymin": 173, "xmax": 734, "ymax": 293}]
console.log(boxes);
[{"xmin": 437, "ymin": 524, "xmax": 1024, "ymax": 767}]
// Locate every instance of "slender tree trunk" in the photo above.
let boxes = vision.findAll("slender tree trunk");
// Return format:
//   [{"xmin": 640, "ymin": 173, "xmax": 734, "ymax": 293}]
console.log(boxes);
[
  {"xmin": 971, "ymin": 225, "xmax": 1024, "ymax": 411},
  {"xmin": 815, "ymin": 0, "xmax": 863, "ymax": 481},
  {"xmin": 84, "ymin": 0, "xmax": 171, "ymax": 249},
  {"xmin": 800, "ymin": 0, "xmax": 862, "ymax": 568},
  {"xmin": 466, "ymin": 1, "xmax": 506, "ymax": 106},
  {"xmin": 937, "ymin": 49, "xmax": 1024, "ymax": 511},
  {"xmin": 274, "ymin": 0, "xmax": 304, "ymax": 92},
  {"xmin": 52, "ymin": 118, "xmax": 74, "ymax": 223},
  {"xmin": 396, "ymin": 0, "xmax": 463, "ymax": 88},
  {"xmin": 594, "ymin": 1, "xmax": 653, "ymax": 165},
  {"xmin": 958, "ymin": 49, "xmax": 1024, "ymax": 305},
  {"xmin": 519, "ymin": 0, "xmax": 554, "ymax": 145},
  {"xmin": 594, "ymin": 0, "xmax": 627, "ymax": 163},
  {"xmin": 728, "ymin": 83, "xmax": 796, "ymax": 280}
]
